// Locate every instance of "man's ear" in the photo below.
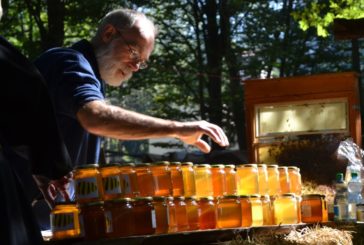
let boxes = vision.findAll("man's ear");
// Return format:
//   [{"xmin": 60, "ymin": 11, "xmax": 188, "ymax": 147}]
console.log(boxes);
[{"xmin": 101, "ymin": 24, "xmax": 117, "ymax": 43}]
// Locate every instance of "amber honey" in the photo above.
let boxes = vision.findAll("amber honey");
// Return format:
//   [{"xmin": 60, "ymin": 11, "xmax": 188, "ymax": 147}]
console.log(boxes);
[
  {"xmin": 257, "ymin": 164, "xmax": 268, "ymax": 195},
  {"xmin": 104, "ymin": 198, "xmax": 135, "ymax": 238},
  {"xmin": 273, "ymin": 193, "xmax": 298, "ymax": 225},
  {"xmin": 170, "ymin": 162, "xmax": 185, "ymax": 196},
  {"xmin": 261, "ymin": 195, "xmax": 273, "ymax": 225},
  {"xmin": 288, "ymin": 166, "xmax": 302, "ymax": 195},
  {"xmin": 267, "ymin": 165, "xmax": 281, "ymax": 196},
  {"xmin": 236, "ymin": 164, "xmax": 259, "ymax": 195},
  {"xmin": 99, "ymin": 164, "xmax": 122, "ymax": 200},
  {"xmin": 211, "ymin": 164, "xmax": 227, "ymax": 197},
  {"xmin": 152, "ymin": 196, "xmax": 169, "ymax": 234},
  {"xmin": 135, "ymin": 164, "xmax": 155, "ymax": 197},
  {"xmin": 301, "ymin": 194, "xmax": 327, "ymax": 223},
  {"xmin": 217, "ymin": 195, "xmax": 241, "ymax": 228},
  {"xmin": 51, "ymin": 203, "xmax": 81, "ymax": 240},
  {"xmin": 185, "ymin": 196, "xmax": 199, "ymax": 231},
  {"xmin": 278, "ymin": 166, "xmax": 290, "ymax": 194},
  {"xmin": 150, "ymin": 162, "xmax": 173, "ymax": 196},
  {"xmin": 225, "ymin": 165, "xmax": 237, "ymax": 195},
  {"xmin": 194, "ymin": 164, "xmax": 213, "ymax": 198},
  {"xmin": 198, "ymin": 197, "xmax": 217, "ymax": 229},
  {"xmin": 249, "ymin": 194, "xmax": 263, "ymax": 226},
  {"xmin": 173, "ymin": 196, "xmax": 189, "ymax": 231},
  {"xmin": 181, "ymin": 162, "xmax": 196, "ymax": 197},
  {"xmin": 296, "ymin": 195, "xmax": 302, "ymax": 223},
  {"xmin": 166, "ymin": 196, "xmax": 177, "ymax": 233},
  {"xmin": 79, "ymin": 201, "xmax": 106, "ymax": 240},
  {"xmin": 74, "ymin": 164, "xmax": 104, "ymax": 203},
  {"xmin": 133, "ymin": 197, "xmax": 156, "ymax": 235},
  {"xmin": 239, "ymin": 195, "xmax": 252, "ymax": 227},
  {"xmin": 119, "ymin": 163, "xmax": 139, "ymax": 197}
]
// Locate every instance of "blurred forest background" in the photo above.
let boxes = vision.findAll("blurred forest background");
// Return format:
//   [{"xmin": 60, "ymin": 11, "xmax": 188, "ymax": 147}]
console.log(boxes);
[{"xmin": 1, "ymin": 0, "xmax": 363, "ymax": 167}]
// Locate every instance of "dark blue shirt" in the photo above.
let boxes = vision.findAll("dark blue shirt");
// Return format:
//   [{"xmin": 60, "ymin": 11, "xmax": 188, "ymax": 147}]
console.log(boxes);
[{"xmin": 34, "ymin": 40, "xmax": 105, "ymax": 166}]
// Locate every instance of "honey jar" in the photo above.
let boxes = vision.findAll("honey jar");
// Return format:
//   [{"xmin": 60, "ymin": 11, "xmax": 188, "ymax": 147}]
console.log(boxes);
[
  {"xmin": 301, "ymin": 194, "xmax": 328, "ymax": 223},
  {"xmin": 73, "ymin": 164, "xmax": 103, "ymax": 203},
  {"xmin": 257, "ymin": 164, "xmax": 268, "ymax": 195},
  {"xmin": 249, "ymin": 194, "xmax": 263, "ymax": 226},
  {"xmin": 133, "ymin": 197, "xmax": 156, "ymax": 235},
  {"xmin": 166, "ymin": 196, "xmax": 177, "ymax": 233},
  {"xmin": 211, "ymin": 164, "xmax": 227, "ymax": 197},
  {"xmin": 261, "ymin": 194, "xmax": 273, "ymax": 225},
  {"xmin": 278, "ymin": 166, "xmax": 290, "ymax": 194},
  {"xmin": 273, "ymin": 193, "xmax": 298, "ymax": 225},
  {"xmin": 185, "ymin": 196, "xmax": 199, "ymax": 231},
  {"xmin": 173, "ymin": 196, "xmax": 189, "ymax": 231},
  {"xmin": 198, "ymin": 196, "xmax": 217, "ymax": 230},
  {"xmin": 152, "ymin": 196, "xmax": 169, "ymax": 234},
  {"xmin": 239, "ymin": 195, "xmax": 252, "ymax": 227},
  {"xmin": 150, "ymin": 162, "xmax": 173, "ymax": 196},
  {"xmin": 119, "ymin": 163, "xmax": 139, "ymax": 197},
  {"xmin": 181, "ymin": 162, "xmax": 196, "ymax": 197},
  {"xmin": 194, "ymin": 164, "xmax": 213, "ymax": 198},
  {"xmin": 216, "ymin": 195, "xmax": 241, "ymax": 228},
  {"xmin": 236, "ymin": 164, "xmax": 259, "ymax": 195},
  {"xmin": 79, "ymin": 201, "xmax": 106, "ymax": 240},
  {"xmin": 99, "ymin": 163, "xmax": 122, "ymax": 200},
  {"xmin": 170, "ymin": 162, "xmax": 185, "ymax": 197},
  {"xmin": 288, "ymin": 166, "xmax": 302, "ymax": 195},
  {"xmin": 135, "ymin": 163, "xmax": 155, "ymax": 197},
  {"xmin": 51, "ymin": 203, "xmax": 81, "ymax": 240},
  {"xmin": 104, "ymin": 198, "xmax": 135, "ymax": 238},
  {"xmin": 267, "ymin": 164, "xmax": 281, "ymax": 196},
  {"xmin": 225, "ymin": 165, "xmax": 237, "ymax": 195}
]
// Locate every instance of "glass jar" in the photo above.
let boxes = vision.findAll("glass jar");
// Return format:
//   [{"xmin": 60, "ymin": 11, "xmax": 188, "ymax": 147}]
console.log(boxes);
[
  {"xmin": 119, "ymin": 163, "xmax": 139, "ymax": 197},
  {"xmin": 133, "ymin": 197, "xmax": 156, "ymax": 235},
  {"xmin": 74, "ymin": 164, "xmax": 103, "ymax": 203},
  {"xmin": 152, "ymin": 196, "xmax": 169, "ymax": 234},
  {"xmin": 217, "ymin": 195, "xmax": 241, "ymax": 228},
  {"xmin": 301, "ymin": 194, "xmax": 327, "ymax": 223},
  {"xmin": 261, "ymin": 195, "xmax": 273, "ymax": 225},
  {"xmin": 104, "ymin": 198, "xmax": 135, "ymax": 238},
  {"xmin": 150, "ymin": 162, "xmax": 173, "ymax": 196},
  {"xmin": 166, "ymin": 196, "xmax": 177, "ymax": 233},
  {"xmin": 236, "ymin": 164, "xmax": 259, "ymax": 195},
  {"xmin": 249, "ymin": 194, "xmax": 263, "ymax": 226},
  {"xmin": 79, "ymin": 201, "xmax": 106, "ymax": 240},
  {"xmin": 273, "ymin": 193, "xmax": 298, "ymax": 225},
  {"xmin": 198, "ymin": 197, "xmax": 217, "ymax": 230},
  {"xmin": 194, "ymin": 164, "xmax": 213, "ymax": 198},
  {"xmin": 135, "ymin": 163, "xmax": 155, "ymax": 197},
  {"xmin": 267, "ymin": 164, "xmax": 281, "ymax": 196},
  {"xmin": 185, "ymin": 196, "xmax": 199, "ymax": 231},
  {"xmin": 225, "ymin": 165, "xmax": 237, "ymax": 195},
  {"xmin": 170, "ymin": 162, "xmax": 185, "ymax": 197},
  {"xmin": 257, "ymin": 164, "xmax": 268, "ymax": 196},
  {"xmin": 99, "ymin": 163, "xmax": 122, "ymax": 200},
  {"xmin": 181, "ymin": 162, "xmax": 196, "ymax": 197},
  {"xmin": 239, "ymin": 195, "xmax": 252, "ymax": 227},
  {"xmin": 288, "ymin": 166, "xmax": 302, "ymax": 195},
  {"xmin": 278, "ymin": 166, "xmax": 290, "ymax": 194},
  {"xmin": 173, "ymin": 196, "xmax": 189, "ymax": 231},
  {"xmin": 211, "ymin": 164, "xmax": 227, "ymax": 197},
  {"xmin": 51, "ymin": 203, "xmax": 81, "ymax": 240}
]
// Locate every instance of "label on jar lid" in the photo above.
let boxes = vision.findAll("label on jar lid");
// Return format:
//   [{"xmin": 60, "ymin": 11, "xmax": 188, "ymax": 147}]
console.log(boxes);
[
  {"xmin": 120, "ymin": 174, "xmax": 132, "ymax": 195},
  {"xmin": 75, "ymin": 177, "xmax": 100, "ymax": 200},
  {"xmin": 301, "ymin": 204, "xmax": 312, "ymax": 218},
  {"xmin": 103, "ymin": 175, "xmax": 121, "ymax": 195},
  {"xmin": 51, "ymin": 212, "xmax": 75, "ymax": 232}
]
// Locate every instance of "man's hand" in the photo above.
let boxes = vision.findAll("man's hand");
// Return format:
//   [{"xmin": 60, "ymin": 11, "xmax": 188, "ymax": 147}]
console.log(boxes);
[
  {"xmin": 177, "ymin": 120, "xmax": 229, "ymax": 153},
  {"xmin": 33, "ymin": 172, "xmax": 73, "ymax": 208}
]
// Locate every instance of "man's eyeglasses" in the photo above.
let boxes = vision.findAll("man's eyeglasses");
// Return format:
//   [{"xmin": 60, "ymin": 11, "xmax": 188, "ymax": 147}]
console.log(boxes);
[{"xmin": 115, "ymin": 27, "xmax": 148, "ymax": 69}]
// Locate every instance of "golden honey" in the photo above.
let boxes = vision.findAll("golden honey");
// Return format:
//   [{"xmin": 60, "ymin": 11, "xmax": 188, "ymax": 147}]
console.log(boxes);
[
  {"xmin": 261, "ymin": 195, "xmax": 273, "ymax": 225},
  {"xmin": 236, "ymin": 164, "xmax": 259, "ymax": 195},
  {"xmin": 99, "ymin": 164, "xmax": 122, "ymax": 200},
  {"xmin": 216, "ymin": 195, "xmax": 241, "ymax": 228},
  {"xmin": 73, "ymin": 164, "xmax": 103, "ymax": 203},
  {"xmin": 79, "ymin": 201, "xmax": 106, "ymax": 240},
  {"xmin": 273, "ymin": 193, "xmax": 298, "ymax": 225},
  {"xmin": 150, "ymin": 162, "xmax": 173, "ymax": 196},
  {"xmin": 225, "ymin": 165, "xmax": 237, "ymax": 195},
  {"xmin": 257, "ymin": 164, "xmax": 268, "ymax": 195},
  {"xmin": 51, "ymin": 203, "xmax": 81, "ymax": 240},
  {"xmin": 181, "ymin": 162, "xmax": 196, "ymax": 197},
  {"xmin": 301, "ymin": 194, "xmax": 328, "ymax": 223},
  {"xmin": 194, "ymin": 164, "xmax": 213, "ymax": 198},
  {"xmin": 185, "ymin": 196, "xmax": 199, "ymax": 231},
  {"xmin": 135, "ymin": 163, "xmax": 155, "ymax": 197},
  {"xmin": 170, "ymin": 162, "xmax": 185, "ymax": 197},
  {"xmin": 249, "ymin": 194, "xmax": 263, "ymax": 226},
  {"xmin": 198, "ymin": 197, "xmax": 217, "ymax": 230},
  {"xmin": 278, "ymin": 166, "xmax": 290, "ymax": 194},
  {"xmin": 267, "ymin": 164, "xmax": 281, "ymax": 196},
  {"xmin": 173, "ymin": 196, "xmax": 189, "ymax": 231},
  {"xmin": 239, "ymin": 195, "xmax": 252, "ymax": 227},
  {"xmin": 211, "ymin": 164, "xmax": 227, "ymax": 197},
  {"xmin": 133, "ymin": 197, "xmax": 156, "ymax": 235},
  {"xmin": 152, "ymin": 196, "xmax": 169, "ymax": 234},
  {"xmin": 119, "ymin": 163, "xmax": 139, "ymax": 197},
  {"xmin": 288, "ymin": 166, "xmax": 302, "ymax": 195}
]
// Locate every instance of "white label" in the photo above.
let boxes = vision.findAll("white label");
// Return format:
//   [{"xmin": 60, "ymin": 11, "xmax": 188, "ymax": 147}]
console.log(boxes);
[
  {"xmin": 51, "ymin": 212, "xmax": 75, "ymax": 232},
  {"xmin": 151, "ymin": 209, "xmax": 156, "ymax": 228},
  {"xmin": 75, "ymin": 177, "xmax": 100, "ymax": 200},
  {"xmin": 301, "ymin": 204, "xmax": 311, "ymax": 218},
  {"xmin": 104, "ymin": 211, "xmax": 113, "ymax": 233},
  {"xmin": 102, "ymin": 175, "xmax": 121, "ymax": 195},
  {"xmin": 120, "ymin": 174, "xmax": 132, "ymax": 195}
]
